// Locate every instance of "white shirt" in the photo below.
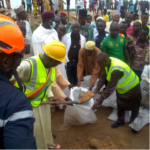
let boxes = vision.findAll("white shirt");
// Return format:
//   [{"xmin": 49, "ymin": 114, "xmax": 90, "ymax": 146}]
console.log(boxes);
[
  {"xmin": 24, "ymin": 20, "xmax": 32, "ymax": 38},
  {"xmin": 76, "ymin": 0, "xmax": 84, "ymax": 7},
  {"xmin": 32, "ymin": 24, "xmax": 59, "ymax": 55},
  {"xmin": 62, "ymin": 33, "xmax": 86, "ymax": 63}
]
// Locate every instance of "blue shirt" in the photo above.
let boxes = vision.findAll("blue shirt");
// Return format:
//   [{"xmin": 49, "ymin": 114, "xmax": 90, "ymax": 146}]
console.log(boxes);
[
  {"xmin": 0, "ymin": 73, "xmax": 37, "ymax": 149},
  {"xmin": 95, "ymin": 31, "xmax": 109, "ymax": 49},
  {"xmin": 26, "ymin": 0, "xmax": 31, "ymax": 5},
  {"xmin": 130, "ymin": 6, "xmax": 134, "ymax": 12},
  {"xmin": 91, "ymin": 0, "xmax": 95, "ymax": 6}
]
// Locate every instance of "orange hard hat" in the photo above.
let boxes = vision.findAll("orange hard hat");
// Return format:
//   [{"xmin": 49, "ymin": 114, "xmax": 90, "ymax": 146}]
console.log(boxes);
[{"xmin": 0, "ymin": 14, "xmax": 25, "ymax": 54}]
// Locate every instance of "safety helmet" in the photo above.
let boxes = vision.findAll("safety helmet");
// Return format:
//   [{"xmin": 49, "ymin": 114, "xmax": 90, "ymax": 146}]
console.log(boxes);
[
  {"xmin": 0, "ymin": 14, "xmax": 25, "ymax": 54},
  {"xmin": 43, "ymin": 41, "xmax": 66, "ymax": 62}
]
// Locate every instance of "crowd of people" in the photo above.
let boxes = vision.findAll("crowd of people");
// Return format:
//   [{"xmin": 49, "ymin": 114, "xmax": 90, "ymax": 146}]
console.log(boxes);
[{"xmin": 0, "ymin": 0, "xmax": 149, "ymax": 149}]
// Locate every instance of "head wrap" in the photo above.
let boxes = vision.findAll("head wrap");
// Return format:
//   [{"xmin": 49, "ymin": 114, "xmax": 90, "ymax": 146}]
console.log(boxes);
[
  {"xmin": 60, "ymin": 11, "xmax": 67, "ymax": 15},
  {"xmin": 113, "ymin": 11, "xmax": 121, "ymax": 17},
  {"xmin": 85, "ymin": 41, "xmax": 95, "ymax": 50},
  {"xmin": 96, "ymin": 17, "xmax": 103, "ymax": 21},
  {"xmin": 133, "ymin": 20, "xmax": 142, "ymax": 25},
  {"xmin": 42, "ymin": 11, "xmax": 55, "ymax": 20},
  {"xmin": 79, "ymin": 9, "xmax": 87, "ymax": 17},
  {"xmin": 14, "ymin": 5, "xmax": 25, "ymax": 15}
]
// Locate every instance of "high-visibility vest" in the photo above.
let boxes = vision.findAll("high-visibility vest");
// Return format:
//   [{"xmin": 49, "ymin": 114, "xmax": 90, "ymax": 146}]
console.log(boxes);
[
  {"xmin": 105, "ymin": 57, "xmax": 139, "ymax": 94},
  {"xmin": 16, "ymin": 55, "xmax": 56, "ymax": 107}
]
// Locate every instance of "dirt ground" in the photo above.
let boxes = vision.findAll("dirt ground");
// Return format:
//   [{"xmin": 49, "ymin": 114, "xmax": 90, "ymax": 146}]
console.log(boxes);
[{"xmin": 51, "ymin": 106, "xmax": 149, "ymax": 149}]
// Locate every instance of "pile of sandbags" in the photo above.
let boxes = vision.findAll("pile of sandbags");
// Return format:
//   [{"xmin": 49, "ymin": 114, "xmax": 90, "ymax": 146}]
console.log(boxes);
[{"xmin": 0, "ymin": 8, "xmax": 16, "ymax": 20}]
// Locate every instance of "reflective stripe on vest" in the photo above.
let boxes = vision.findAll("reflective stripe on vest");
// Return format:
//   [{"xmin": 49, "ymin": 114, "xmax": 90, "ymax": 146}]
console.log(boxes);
[{"xmin": 105, "ymin": 57, "xmax": 139, "ymax": 94}]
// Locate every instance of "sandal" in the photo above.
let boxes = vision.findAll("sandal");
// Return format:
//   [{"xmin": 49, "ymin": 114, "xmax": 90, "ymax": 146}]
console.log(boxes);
[{"xmin": 49, "ymin": 144, "xmax": 61, "ymax": 149}]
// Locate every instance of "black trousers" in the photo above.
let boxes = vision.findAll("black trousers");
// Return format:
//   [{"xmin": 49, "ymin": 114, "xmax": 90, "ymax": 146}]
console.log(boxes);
[
  {"xmin": 133, "ymin": 70, "xmax": 142, "ymax": 81},
  {"xmin": 66, "ymin": 61, "xmax": 78, "ymax": 86}
]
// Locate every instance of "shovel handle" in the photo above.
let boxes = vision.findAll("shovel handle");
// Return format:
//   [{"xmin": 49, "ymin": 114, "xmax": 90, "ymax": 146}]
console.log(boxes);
[{"xmin": 41, "ymin": 101, "xmax": 77, "ymax": 105}]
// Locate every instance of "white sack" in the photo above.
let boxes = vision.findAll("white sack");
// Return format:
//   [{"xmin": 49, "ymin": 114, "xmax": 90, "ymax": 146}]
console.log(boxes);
[
  {"xmin": 64, "ymin": 87, "xmax": 97, "ymax": 125},
  {"xmin": 129, "ymin": 107, "xmax": 150, "ymax": 131},
  {"xmin": 108, "ymin": 109, "xmax": 131, "ymax": 123}
]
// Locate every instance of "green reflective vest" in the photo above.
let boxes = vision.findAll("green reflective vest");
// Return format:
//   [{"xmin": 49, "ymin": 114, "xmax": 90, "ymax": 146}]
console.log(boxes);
[
  {"xmin": 105, "ymin": 57, "xmax": 139, "ymax": 94},
  {"xmin": 17, "ymin": 55, "xmax": 56, "ymax": 107}
]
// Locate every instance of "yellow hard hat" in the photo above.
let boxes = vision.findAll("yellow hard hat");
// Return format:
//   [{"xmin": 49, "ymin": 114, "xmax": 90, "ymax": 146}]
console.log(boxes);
[{"xmin": 43, "ymin": 41, "xmax": 66, "ymax": 62}]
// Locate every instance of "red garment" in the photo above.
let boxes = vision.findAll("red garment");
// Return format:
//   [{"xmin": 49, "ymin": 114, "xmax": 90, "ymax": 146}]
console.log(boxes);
[
  {"xmin": 84, "ymin": 0, "xmax": 87, "ymax": 7},
  {"xmin": 60, "ymin": 11, "xmax": 67, "ymax": 15},
  {"xmin": 89, "ymin": 6, "xmax": 95, "ymax": 14}
]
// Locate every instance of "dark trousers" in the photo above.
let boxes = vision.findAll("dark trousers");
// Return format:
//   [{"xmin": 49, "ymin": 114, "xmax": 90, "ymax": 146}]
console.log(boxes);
[
  {"xmin": 66, "ymin": 61, "xmax": 78, "ymax": 86},
  {"xmin": 117, "ymin": 101, "xmax": 140, "ymax": 124}
]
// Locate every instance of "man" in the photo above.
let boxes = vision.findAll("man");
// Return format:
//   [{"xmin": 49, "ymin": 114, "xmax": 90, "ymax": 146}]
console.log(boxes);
[
  {"xmin": 77, "ymin": 41, "xmax": 101, "ymax": 91},
  {"xmin": 119, "ymin": 21, "xmax": 134, "ymax": 59},
  {"xmin": 141, "ymin": 13, "xmax": 150, "ymax": 38},
  {"xmin": 52, "ymin": 0, "xmax": 59, "ymax": 14},
  {"xmin": 26, "ymin": 0, "xmax": 32, "ymax": 15},
  {"xmin": 86, "ymin": 15, "xmax": 92, "ymax": 24},
  {"xmin": 103, "ymin": 9, "xmax": 109, "ymax": 22},
  {"xmin": 92, "ymin": 53, "xmax": 141, "ymax": 134},
  {"xmin": 84, "ymin": 0, "xmax": 87, "ymax": 9},
  {"xmin": 58, "ymin": 0, "xmax": 66, "ymax": 12},
  {"xmin": 12, "ymin": 41, "xmax": 65, "ymax": 149},
  {"xmin": 32, "ymin": 11, "xmax": 71, "ymax": 101},
  {"xmin": 62, "ymin": 22, "xmax": 86, "ymax": 86},
  {"xmin": 0, "ymin": 15, "xmax": 36, "ymax": 149},
  {"xmin": 17, "ymin": 21, "xmax": 34, "ymax": 59},
  {"xmin": 60, "ymin": 11, "xmax": 71, "ymax": 33},
  {"xmin": 89, "ymin": 0, "xmax": 96, "ymax": 15},
  {"xmin": 56, "ymin": 24, "xmax": 66, "ymax": 41},
  {"xmin": 125, "ymin": 13, "xmax": 134, "ymax": 35},
  {"xmin": 68, "ymin": 9, "xmax": 94, "ymax": 41},
  {"xmin": 14, "ymin": 5, "xmax": 32, "ymax": 38},
  {"xmin": 95, "ymin": 20, "xmax": 109, "ymax": 49},
  {"xmin": 106, "ymin": 11, "xmax": 121, "ymax": 33},
  {"xmin": 101, "ymin": 22, "xmax": 130, "ymax": 65},
  {"xmin": 132, "ymin": 27, "xmax": 149, "ymax": 81},
  {"xmin": 76, "ymin": 0, "xmax": 84, "ymax": 19}
]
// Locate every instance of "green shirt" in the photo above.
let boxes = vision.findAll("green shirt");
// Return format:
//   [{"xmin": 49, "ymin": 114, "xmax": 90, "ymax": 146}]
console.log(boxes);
[
  {"xmin": 108, "ymin": 14, "xmax": 112, "ymax": 22},
  {"xmin": 101, "ymin": 34, "xmax": 127, "ymax": 62}
]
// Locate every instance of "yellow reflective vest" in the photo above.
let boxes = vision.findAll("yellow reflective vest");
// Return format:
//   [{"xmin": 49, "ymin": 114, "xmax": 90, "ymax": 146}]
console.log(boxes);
[
  {"xmin": 105, "ymin": 57, "xmax": 139, "ymax": 94},
  {"xmin": 16, "ymin": 55, "xmax": 56, "ymax": 107}
]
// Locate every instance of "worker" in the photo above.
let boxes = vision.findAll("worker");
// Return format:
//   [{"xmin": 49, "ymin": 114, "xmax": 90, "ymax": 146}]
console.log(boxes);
[
  {"xmin": 77, "ymin": 41, "xmax": 101, "ymax": 91},
  {"xmin": 12, "ymin": 41, "xmax": 66, "ymax": 149},
  {"xmin": 0, "ymin": 15, "xmax": 36, "ymax": 149},
  {"xmin": 92, "ymin": 53, "xmax": 141, "ymax": 134}
]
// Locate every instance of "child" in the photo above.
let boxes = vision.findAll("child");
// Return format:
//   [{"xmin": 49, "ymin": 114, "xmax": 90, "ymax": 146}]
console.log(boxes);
[
  {"xmin": 86, "ymin": 15, "xmax": 92, "ymax": 24},
  {"xmin": 108, "ymin": 12, "xmax": 112, "ymax": 22}
]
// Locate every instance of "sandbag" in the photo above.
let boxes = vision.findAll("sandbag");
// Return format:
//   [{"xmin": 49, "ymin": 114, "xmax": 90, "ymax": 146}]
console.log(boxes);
[
  {"xmin": 140, "ymin": 65, "xmax": 150, "ymax": 107},
  {"xmin": 108, "ymin": 109, "xmax": 131, "ymax": 123},
  {"xmin": 64, "ymin": 87, "xmax": 97, "ymax": 126},
  {"xmin": 129, "ymin": 107, "xmax": 150, "ymax": 131}
]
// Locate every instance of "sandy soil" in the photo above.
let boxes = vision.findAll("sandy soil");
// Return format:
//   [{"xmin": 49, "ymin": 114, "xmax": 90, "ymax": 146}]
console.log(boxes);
[{"xmin": 51, "ymin": 106, "xmax": 149, "ymax": 149}]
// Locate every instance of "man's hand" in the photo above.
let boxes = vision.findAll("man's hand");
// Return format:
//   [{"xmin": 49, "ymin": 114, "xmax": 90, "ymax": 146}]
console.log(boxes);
[
  {"xmin": 91, "ymin": 101, "xmax": 100, "ymax": 110},
  {"xmin": 68, "ymin": 84, "xmax": 73, "ymax": 90},
  {"xmin": 65, "ymin": 97, "xmax": 72, "ymax": 101},
  {"xmin": 89, "ymin": 86, "xmax": 93, "ymax": 91},
  {"xmin": 93, "ymin": 90, "xmax": 98, "ymax": 94},
  {"xmin": 50, "ymin": 97, "xmax": 61, "ymax": 101},
  {"xmin": 77, "ymin": 80, "xmax": 81, "ymax": 87}
]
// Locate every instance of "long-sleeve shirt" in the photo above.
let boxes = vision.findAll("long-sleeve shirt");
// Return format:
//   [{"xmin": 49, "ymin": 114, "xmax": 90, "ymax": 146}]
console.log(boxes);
[
  {"xmin": 96, "ymin": 68, "xmax": 141, "ymax": 109},
  {"xmin": 0, "ymin": 74, "xmax": 36, "ymax": 149},
  {"xmin": 77, "ymin": 47, "xmax": 101, "ymax": 86}
]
